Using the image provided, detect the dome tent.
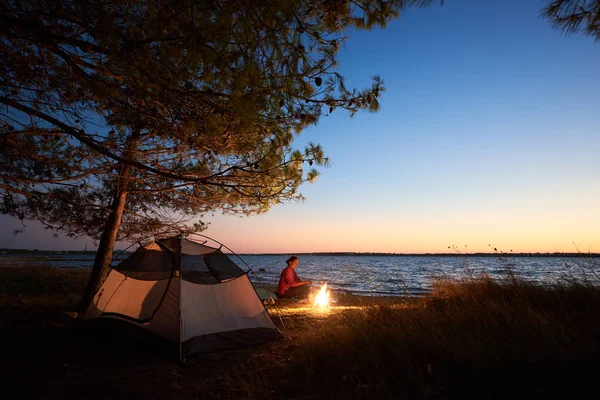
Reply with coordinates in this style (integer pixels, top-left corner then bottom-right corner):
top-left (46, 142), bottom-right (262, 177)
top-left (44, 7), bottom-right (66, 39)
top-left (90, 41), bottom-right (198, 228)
top-left (84, 235), bottom-right (280, 360)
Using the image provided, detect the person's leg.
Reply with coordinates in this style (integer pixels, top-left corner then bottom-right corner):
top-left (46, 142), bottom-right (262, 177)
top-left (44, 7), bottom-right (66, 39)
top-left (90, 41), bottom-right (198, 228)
top-left (281, 285), bottom-right (311, 299)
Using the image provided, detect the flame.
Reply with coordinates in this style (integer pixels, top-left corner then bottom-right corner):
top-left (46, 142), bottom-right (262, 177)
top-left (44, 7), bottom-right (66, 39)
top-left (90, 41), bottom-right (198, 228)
top-left (313, 282), bottom-right (330, 308)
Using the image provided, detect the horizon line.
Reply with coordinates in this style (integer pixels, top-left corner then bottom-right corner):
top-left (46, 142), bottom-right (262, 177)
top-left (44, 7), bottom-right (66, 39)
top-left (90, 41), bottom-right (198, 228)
top-left (1, 248), bottom-right (598, 257)
top-left (237, 251), bottom-right (599, 256)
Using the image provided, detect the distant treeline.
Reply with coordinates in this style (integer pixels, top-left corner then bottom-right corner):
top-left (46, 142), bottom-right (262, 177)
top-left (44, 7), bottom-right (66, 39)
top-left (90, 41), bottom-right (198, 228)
top-left (0, 249), bottom-right (127, 255)
top-left (1, 248), bottom-right (598, 258)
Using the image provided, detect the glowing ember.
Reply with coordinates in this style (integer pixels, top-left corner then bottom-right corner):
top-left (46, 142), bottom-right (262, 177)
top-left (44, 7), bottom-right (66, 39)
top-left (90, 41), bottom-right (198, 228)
top-left (313, 282), bottom-right (330, 308)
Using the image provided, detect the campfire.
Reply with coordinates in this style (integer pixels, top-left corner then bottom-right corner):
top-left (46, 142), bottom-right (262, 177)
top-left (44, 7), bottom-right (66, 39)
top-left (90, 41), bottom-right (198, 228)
top-left (313, 282), bottom-right (330, 308)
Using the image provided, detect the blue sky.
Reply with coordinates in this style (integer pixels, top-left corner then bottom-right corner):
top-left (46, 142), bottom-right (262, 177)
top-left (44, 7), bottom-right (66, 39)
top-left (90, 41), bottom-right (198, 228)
top-left (2, 0), bottom-right (599, 252)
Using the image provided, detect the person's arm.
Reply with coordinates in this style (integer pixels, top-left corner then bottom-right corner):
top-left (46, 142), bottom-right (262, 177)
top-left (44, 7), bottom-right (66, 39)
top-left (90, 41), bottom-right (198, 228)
top-left (286, 268), bottom-right (311, 287)
top-left (291, 269), bottom-right (312, 286)
top-left (291, 280), bottom-right (311, 287)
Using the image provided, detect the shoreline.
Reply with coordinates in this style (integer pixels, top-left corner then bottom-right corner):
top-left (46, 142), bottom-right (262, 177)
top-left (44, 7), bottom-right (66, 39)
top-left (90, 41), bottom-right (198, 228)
top-left (1, 263), bottom-right (597, 299)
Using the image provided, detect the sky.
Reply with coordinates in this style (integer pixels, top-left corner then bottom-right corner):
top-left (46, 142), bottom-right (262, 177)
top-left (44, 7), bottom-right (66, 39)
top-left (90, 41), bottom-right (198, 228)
top-left (1, 0), bottom-right (599, 253)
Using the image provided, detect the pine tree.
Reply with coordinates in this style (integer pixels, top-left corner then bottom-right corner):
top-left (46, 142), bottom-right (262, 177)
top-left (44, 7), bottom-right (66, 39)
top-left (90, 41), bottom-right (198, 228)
top-left (543, 0), bottom-right (600, 40)
top-left (0, 0), bottom-right (438, 312)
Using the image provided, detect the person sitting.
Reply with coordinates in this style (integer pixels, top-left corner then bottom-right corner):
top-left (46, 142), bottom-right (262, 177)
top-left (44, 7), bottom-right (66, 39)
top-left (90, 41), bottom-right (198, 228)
top-left (276, 256), bottom-right (314, 302)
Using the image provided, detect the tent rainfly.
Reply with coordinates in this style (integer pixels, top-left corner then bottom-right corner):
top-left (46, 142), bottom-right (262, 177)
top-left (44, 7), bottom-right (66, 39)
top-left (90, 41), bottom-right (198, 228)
top-left (85, 236), bottom-right (280, 359)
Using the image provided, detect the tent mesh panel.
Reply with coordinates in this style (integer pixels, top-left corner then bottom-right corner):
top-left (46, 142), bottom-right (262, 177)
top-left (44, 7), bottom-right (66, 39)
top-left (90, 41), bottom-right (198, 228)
top-left (205, 252), bottom-right (246, 282)
top-left (112, 247), bottom-right (174, 281)
top-left (180, 251), bottom-right (245, 283)
top-left (181, 255), bottom-right (219, 284)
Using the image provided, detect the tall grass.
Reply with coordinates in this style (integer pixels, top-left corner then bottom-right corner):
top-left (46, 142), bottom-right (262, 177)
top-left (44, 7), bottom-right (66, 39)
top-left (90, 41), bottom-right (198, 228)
top-left (0, 266), bottom-right (89, 325)
top-left (274, 275), bottom-right (600, 399)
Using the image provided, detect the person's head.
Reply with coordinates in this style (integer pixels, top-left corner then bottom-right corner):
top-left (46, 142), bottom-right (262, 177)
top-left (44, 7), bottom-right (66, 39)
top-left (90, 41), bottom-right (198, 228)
top-left (286, 256), bottom-right (299, 268)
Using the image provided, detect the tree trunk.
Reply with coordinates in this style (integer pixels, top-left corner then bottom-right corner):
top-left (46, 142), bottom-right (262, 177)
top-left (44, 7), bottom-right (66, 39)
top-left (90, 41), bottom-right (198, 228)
top-left (78, 132), bottom-right (140, 317)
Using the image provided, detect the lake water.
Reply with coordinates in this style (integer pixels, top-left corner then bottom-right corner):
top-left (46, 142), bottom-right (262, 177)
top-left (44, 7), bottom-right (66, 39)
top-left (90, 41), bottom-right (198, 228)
top-left (1, 253), bottom-right (598, 296)
top-left (241, 254), bottom-right (600, 295)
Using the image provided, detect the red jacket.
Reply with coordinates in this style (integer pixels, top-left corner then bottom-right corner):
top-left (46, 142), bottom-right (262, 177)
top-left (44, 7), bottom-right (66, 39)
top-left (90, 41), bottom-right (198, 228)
top-left (277, 266), bottom-right (299, 295)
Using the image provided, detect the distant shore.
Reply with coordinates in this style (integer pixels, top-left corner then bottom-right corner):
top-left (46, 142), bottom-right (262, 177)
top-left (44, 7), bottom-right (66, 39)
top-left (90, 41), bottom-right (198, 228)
top-left (243, 252), bottom-right (600, 257)
top-left (1, 248), bottom-right (598, 258)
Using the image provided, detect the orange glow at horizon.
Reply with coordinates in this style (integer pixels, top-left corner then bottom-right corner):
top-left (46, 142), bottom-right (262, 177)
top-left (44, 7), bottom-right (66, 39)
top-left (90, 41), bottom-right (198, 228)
top-left (204, 199), bottom-right (600, 254)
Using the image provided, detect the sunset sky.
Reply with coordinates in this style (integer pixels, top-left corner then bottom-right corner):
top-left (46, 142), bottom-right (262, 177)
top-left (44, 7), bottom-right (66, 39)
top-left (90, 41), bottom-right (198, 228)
top-left (1, 0), bottom-right (598, 253)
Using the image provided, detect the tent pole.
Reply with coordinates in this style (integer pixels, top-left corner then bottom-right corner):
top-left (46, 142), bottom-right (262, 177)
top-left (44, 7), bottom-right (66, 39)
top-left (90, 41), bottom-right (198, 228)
top-left (178, 234), bottom-right (183, 363)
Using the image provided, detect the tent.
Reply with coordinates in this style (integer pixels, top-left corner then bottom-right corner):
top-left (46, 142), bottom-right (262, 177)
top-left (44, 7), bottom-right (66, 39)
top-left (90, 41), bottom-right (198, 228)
top-left (84, 236), bottom-right (280, 359)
